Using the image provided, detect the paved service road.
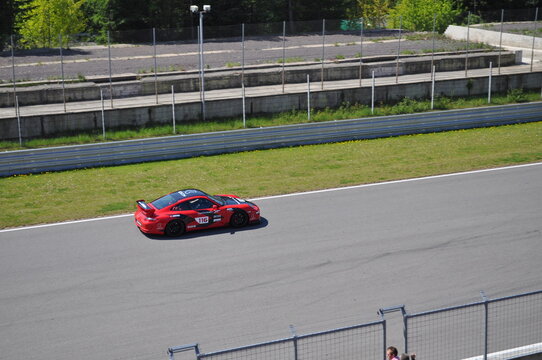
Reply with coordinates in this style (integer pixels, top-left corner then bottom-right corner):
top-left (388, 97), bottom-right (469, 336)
top-left (1, 164), bottom-right (541, 360)
top-left (1, 32), bottom-right (469, 82)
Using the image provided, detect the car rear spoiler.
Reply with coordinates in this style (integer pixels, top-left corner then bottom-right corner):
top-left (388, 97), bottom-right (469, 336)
top-left (136, 200), bottom-right (155, 216)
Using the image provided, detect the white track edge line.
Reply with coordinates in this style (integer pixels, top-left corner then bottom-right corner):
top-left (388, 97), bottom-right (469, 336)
top-left (1, 162), bottom-right (541, 234)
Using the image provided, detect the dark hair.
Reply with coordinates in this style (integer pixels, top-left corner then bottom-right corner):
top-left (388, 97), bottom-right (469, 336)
top-left (387, 347), bottom-right (398, 357)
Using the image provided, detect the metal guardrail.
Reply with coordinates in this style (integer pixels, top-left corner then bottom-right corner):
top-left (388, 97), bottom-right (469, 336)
top-left (1, 102), bottom-right (541, 177)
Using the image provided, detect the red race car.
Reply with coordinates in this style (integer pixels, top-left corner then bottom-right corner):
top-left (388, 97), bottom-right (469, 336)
top-left (135, 189), bottom-right (261, 236)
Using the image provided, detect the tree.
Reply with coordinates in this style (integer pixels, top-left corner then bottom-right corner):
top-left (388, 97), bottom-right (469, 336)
top-left (455, 0), bottom-right (540, 13)
top-left (81, 0), bottom-right (110, 35)
top-left (0, 0), bottom-right (25, 50)
top-left (15, 0), bottom-right (86, 48)
top-left (388, 0), bottom-right (461, 33)
top-left (348, 0), bottom-right (390, 28)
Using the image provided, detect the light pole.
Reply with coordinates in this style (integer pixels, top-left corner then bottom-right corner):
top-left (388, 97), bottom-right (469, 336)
top-left (190, 4), bottom-right (211, 121)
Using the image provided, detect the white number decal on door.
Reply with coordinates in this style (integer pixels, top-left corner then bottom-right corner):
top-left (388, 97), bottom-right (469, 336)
top-left (195, 216), bottom-right (209, 224)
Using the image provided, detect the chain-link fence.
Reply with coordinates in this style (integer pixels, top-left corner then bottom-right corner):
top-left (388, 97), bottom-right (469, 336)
top-left (1, 8), bottom-right (541, 143)
top-left (406, 302), bottom-right (486, 360)
top-left (405, 290), bottom-right (542, 360)
top-left (169, 290), bottom-right (542, 360)
top-left (170, 321), bottom-right (385, 360)
top-left (487, 291), bottom-right (542, 360)
top-left (1, 8), bottom-right (539, 85)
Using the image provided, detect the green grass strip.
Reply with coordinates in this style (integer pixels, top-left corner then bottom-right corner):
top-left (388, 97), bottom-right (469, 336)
top-left (1, 120), bottom-right (541, 229)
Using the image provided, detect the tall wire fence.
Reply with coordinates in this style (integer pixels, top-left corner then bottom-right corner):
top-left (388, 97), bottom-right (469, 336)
top-left (169, 290), bottom-right (542, 360)
top-left (406, 290), bottom-right (542, 360)
top-left (1, 8), bottom-right (540, 85)
top-left (0, 8), bottom-right (541, 143)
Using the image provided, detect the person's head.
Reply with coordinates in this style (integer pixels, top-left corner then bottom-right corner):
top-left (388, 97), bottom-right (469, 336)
top-left (387, 347), bottom-right (398, 360)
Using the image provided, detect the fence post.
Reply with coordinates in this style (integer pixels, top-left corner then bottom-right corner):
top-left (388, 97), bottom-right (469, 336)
top-left (431, 65), bottom-right (436, 109)
top-left (359, 18), bottom-right (364, 87)
top-left (377, 311), bottom-right (388, 360)
top-left (431, 13), bottom-right (436, 81)
top-left (242, 82), bottom-right (246, 128)
top-left (59, 34), bottom-right (66, 112)
top-left (16, 96), bottom-right (22, 146)
top-left (239, 23), bottom-right (246, 126)
top-left (108, 31), bottom-right (113, 108)
top-left (153, 28), bottom-right (158, 104)
top-left (498, 9), bottom-right (504, 75)
top-left (242, 23), bottom-right (245, 90)
top-left (11, 35), bottom-right (17, 108)
top-left (372, 71), bottom-right (375, 114)
top-left (481, 291), bottom-right (489, 360)
top-left (197, 25), bottom-right (203, 112)
top-left (100, 88), bottom-right (106, 139)
top-left (171, 85), bottom-right (176, 134)
top-left (282, 21), bottom-right (286, 93)
top-left (383, 319), bottom-right (387, 360)
top-left (199, 17), bottom-right (207, 121)
top-left (307, 74), bottom-right (311, 121)
top-left (321, 19), bottom-right (326, 90)
top-left (403, 314), bottom-right (409, 354)
top-left (396, 16), bottom-right (402, 84)
top-left (488, 62), bottom-right (492, 103)
top-left (530, 7), bottom-right (539, 72)
top-left (289, 325), bottom-right (298, 360)
top-left (465, 12), bottom-right (470, 78)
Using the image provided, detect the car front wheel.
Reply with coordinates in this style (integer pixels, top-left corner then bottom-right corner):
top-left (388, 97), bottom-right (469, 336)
top-left (165, 220), bottom-right (185, 237)
top-left (230, 210), bottom-right (249, 228)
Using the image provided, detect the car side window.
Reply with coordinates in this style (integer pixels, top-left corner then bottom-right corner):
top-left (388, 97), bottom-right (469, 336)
top-left (189, 198), bottom-right (214, 210)
top-left (171, 201), bottom-right (191, 211)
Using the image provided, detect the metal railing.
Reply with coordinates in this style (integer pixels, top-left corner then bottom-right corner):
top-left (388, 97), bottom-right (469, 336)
top-left (168, 290), bottom-right (542, 360)
top-left (170, 321), bottom-right (385, 360)
top-left (1, 101), bottom-right (541, 177)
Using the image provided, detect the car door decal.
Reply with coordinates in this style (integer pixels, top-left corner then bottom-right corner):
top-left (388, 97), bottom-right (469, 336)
top-left (193, 210), bottom-right (222, 227)
top-left (195, 216), bottom-right (209, 225)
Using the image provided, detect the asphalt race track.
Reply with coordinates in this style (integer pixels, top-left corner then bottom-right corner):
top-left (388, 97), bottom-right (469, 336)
top-left (1, 164), bottom-right (541, 360)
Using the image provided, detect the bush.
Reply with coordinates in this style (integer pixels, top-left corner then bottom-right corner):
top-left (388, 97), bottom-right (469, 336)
top-left (507, 89), bottom-right (528, 103)
top-left (388, 0), bottom-right (461, 33)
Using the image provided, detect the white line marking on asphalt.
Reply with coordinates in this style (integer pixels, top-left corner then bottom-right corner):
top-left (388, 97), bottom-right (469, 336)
top-left (250, 162), bottom-right (542, 201)
top-left (1, 162), bottom-right (540, 233)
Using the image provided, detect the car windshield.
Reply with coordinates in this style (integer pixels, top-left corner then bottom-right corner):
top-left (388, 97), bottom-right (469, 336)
top-left (150, 189), bottom-right (224, 209)
top-left (207, 194), bottom-right (225, 206)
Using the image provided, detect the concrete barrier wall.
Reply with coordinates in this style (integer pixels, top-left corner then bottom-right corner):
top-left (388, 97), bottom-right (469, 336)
top-left (445, 25), bottom-right (542, 50)
top-left (1, 70), bottom-right (541, 141)
top-left (0, 52), bottom-right (518, 107)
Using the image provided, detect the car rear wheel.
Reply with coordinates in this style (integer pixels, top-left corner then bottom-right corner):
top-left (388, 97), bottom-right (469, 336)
top-left (230, 210), bottom-right (249, 228)
top-left (165, 220), bottom-right (185, 237)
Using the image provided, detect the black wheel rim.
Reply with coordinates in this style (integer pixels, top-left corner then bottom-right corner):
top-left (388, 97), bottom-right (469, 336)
top-left (166, 220), bottom-right (184, 236)
top-left (231, 212), bottom-right (247, 227)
